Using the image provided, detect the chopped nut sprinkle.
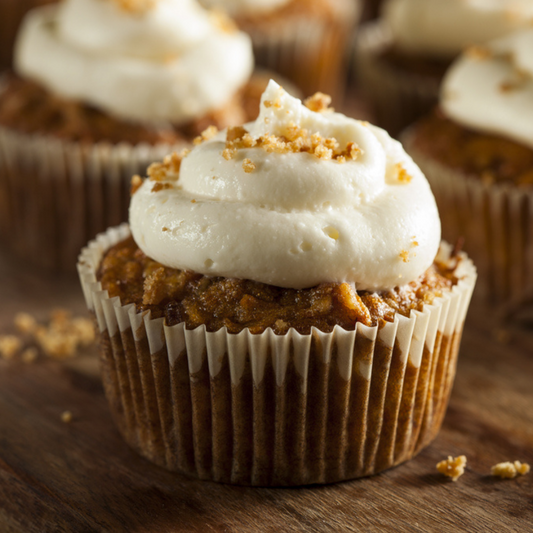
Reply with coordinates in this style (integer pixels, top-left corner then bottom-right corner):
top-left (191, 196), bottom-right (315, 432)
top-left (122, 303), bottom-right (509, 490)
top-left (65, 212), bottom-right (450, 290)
top-left (466, 45), bottom-right (492, 61)
top-left (242, 158), bottom-right (256, 173)
top-left (437, 455), bottom-right (467, 482)
top-left (491, 461), bottom-right (530, 479)
top-left (395, 163), bottom-right (412, 183)
top-left (0, 335), bottom-right (22, 360)
top-left (151, 182), bottom-right (172, 193)
top-left (193, 125), bottom-right (218, 146)
top-left (61, 411), bottom-right (73, 424)
top-left (130, 175), bottom-right (143, 195)
top-left (147, 149), bottom-right (188, 182)
top-left (221, 124), bottom-right (363, 164)
top-left (111, 0), bottom-right (156, 14)
top-left (399, 250), bottom-right (409, 263)
top-left (304, 92), bottom-right (333, 113)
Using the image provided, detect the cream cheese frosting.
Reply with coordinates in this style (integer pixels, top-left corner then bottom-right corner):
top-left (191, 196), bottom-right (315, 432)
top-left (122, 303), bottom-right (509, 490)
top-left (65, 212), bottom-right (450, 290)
top-left (14, 0), bottom-right (254, 124)
top-left (198, 0), bottom-right (291, 17)
top-left (130, 81), bottom-right (441, 290)
top-left (441, 31), bottom-right (533, 149)
top-left (382, 0), bottom-right (533, 59)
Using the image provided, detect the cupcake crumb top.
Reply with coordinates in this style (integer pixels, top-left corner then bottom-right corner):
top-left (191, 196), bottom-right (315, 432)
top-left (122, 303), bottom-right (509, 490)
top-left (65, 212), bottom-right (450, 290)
top-left (491, 461), bottom-right (530, 479)
top-left (436, 455), bottom-right (467, 482)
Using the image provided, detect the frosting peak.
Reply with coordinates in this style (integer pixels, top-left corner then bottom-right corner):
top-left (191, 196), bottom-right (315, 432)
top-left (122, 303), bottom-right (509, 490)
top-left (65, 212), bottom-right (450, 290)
top-left (15, 0), bottom-right (253, 124)
top-left (130, 81), bottom-right (441, 290)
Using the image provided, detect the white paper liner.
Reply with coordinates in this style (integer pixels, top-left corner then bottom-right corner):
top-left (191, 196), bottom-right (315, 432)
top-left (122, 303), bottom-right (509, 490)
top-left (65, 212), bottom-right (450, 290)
top-left (78, 224), bottom-right (477, 486)
top-left (403, 129), bottom-right (533, 306)
top-left (248, 0), bottom-right (361, 101)
top-left (354, 21), bottom-right (442, 137)
top-left (0, 124), bottom-right (186, 271)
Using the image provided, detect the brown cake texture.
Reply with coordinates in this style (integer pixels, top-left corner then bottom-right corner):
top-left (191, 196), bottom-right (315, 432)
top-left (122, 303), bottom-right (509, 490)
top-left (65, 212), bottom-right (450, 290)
top-left (97, 236), bottom-right (458, 334)
top-left (406, 110), bottom-right (533, 187)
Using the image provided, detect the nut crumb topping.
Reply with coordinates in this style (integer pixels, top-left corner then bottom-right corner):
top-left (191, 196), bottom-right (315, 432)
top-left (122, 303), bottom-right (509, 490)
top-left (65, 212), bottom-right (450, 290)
top-left (399, 250), bottom-right (409, 263)
top-left (151, 182), bottom-right (172, 193)
top-left (194, 125), bottom-right (219, 146)
top-left (491, 461), bottom-right (530, 479)
top-left (222, 124), bottom-right (363, 163)
top-left (395, 163), bottom-right (412, 183)
top-left (437, 455), bottom-right (467, 482)
top-left (304, 92), bottom-right (333, 113)
top-left (148, 149), bottom-right (189, 182)
top-left (466, 45), bottom-right (492, 61)
top-left (61, 411), bottom-right (73, 423)
top-left (242, 158), bottom-right (256, 173)
top-left (131, 175), bottom-right (143, 196)
top-left (111, 0), bottom-right (156, 14)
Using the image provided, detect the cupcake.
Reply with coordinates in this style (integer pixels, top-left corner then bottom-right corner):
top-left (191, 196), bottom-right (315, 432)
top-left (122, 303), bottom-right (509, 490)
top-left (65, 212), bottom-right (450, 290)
top-left (403, 31), bottom-right (533, 305)
top-left (355, 0), bottom-right (533, 136)
top-left (0, 0), bottom-right (254, 270)
top-left (197, 0), bottom-right (361, 100)
top-left (78, 81), bottom-right (476, 486)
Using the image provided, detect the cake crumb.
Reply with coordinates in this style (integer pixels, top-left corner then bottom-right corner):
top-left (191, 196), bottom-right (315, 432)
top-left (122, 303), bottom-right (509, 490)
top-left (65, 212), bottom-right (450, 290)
top-left (130, 175), bottom-right (143, 195)
top-left (304, 92), bottom-right (332, 113)
top-left (193, 125), bottom-right (218, 146)
top-left (0, 335), bottom-right (22, 360)
top-left (14, 312), bottom-right (37, 334)
top-left (242, 159), bottom-right (256, 173)
top-left (491, 461), bottom-right (530, 479)
top-left (399, 250), bottom-right (409, 263)
top-left (148, 149), bottom-right (187, 182)
top-left (395, 163), bottom-right (412, 183)
top-left (437, 455), bottom-right (467, 481)
top-left (151, 182), bottom-right (172, 193)
top-left (61, 411), bottom-right (73, 424)
top-left (222, 147), bottom-right (237, 160)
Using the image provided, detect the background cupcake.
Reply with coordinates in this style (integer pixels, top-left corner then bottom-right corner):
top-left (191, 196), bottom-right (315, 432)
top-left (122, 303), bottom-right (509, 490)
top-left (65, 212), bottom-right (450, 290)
top-left (78, 82), bottom-right (476, 486)
top-left (0, 0), bottom-right (255, 271)
top-left (197, 0), bottom-right (361, 100)
top-left (355, 0), bottom-right (533, 136)
top-left (403, 30), bottom-right (533, 305)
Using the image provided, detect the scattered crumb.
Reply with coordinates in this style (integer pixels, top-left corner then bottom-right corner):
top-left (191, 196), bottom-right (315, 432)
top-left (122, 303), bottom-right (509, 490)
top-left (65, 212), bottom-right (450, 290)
top-left (491, 461), bottom-right (530, 479)
top-left (304, 92), bottom-right (333, 113)
top-left (0, 335), bottom-right (22, 360)
top-left (465, 45), bottom-right (492, 61)
top-left (437, 455), bottom-right (467, 482)
top-left (222, 147), bottom-right (237, 160)
top-left (147, 149), bottom-right (188, 182)
top-left (399, 250), bottom-right (409, 263)
top-left (130, 174), bottom-right (143, 195)
top-left (61, 411), bottom-right (73, 424)
top-left (242, 158), bottom-right (256, 173)
top-left (193, 125), bottom-right (218, 146)
top-left (395, 163), bottom-right (412, 183)
top-left (151, 182), bottom-right (172, 193)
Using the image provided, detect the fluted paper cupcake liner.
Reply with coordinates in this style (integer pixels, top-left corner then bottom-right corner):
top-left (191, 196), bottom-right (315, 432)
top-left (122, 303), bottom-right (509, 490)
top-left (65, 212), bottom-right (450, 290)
top-left (0, 124), bottom-right (184, 271)
top-left (403, 130), bottom-right (533, 306)
top-left (355, 21), bottom-right (441, 137)
top-left (249, 0), bottom-right (361, 101)
top-left (78, 224), bottom-right (476, 486)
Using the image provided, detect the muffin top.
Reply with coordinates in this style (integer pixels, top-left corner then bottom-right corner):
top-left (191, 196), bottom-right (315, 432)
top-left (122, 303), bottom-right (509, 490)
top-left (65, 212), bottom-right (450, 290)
top-left (382, 0), bottom-right (533, 59)
top-left (130, 81), bottom-right (441, 291)
top-left (14, 0), bottom-right (254, 124)
top-left (441, 29), bottom-right (533, 149)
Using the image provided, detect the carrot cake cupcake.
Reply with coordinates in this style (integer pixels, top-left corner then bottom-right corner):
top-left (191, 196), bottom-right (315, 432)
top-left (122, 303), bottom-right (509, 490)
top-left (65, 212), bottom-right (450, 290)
top-left (0, 0), bottom-right (254, 270)
top-left (404, 29), bottom-right (533, 304)
top-left (78, 81), bottom-right (476, 486)
top-left (197, 0), bottom-right (360, 99)
top-left (356, 0), bottom-right (533, 135)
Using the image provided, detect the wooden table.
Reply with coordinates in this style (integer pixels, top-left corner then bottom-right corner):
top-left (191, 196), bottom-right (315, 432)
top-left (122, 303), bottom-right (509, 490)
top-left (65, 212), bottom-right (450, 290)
top-left (0, 247), bottom-right (532, 533)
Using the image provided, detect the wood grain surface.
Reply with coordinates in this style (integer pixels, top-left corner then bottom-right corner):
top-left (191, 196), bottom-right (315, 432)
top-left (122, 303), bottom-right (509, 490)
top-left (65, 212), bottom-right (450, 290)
top-left (0, 247), bottom-right (532, 533)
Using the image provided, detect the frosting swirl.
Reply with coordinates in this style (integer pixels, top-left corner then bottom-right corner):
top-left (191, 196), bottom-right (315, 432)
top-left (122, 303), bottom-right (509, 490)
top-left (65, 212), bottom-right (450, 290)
top-left (14, 0), bottom-right (253, 124)
top-left (382, 0), bottom-right (533, 59)
top-left (441, 30), bottom-right (533, 149)
top-left (130, 81), bottom-right (441, 290)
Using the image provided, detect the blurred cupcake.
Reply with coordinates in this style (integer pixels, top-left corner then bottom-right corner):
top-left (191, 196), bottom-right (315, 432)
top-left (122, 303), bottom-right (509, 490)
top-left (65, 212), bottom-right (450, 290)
top-left (356, 0), bottom-right (533, 136)
top-left (198, 0), bottom-right (361, 100)
top-left (0, 0), bottom-right (254, 270)
top-left (0, 0), bottom-right (56, 70)
top-left (403, 31), bottom-right (533, 305)
top-left (78, 81), bottom-right (476, 486)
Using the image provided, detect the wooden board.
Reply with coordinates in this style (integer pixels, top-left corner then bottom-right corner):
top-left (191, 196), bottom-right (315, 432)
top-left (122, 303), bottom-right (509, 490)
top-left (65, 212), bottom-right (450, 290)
top-left (1, 250), bottom-right (532, 533)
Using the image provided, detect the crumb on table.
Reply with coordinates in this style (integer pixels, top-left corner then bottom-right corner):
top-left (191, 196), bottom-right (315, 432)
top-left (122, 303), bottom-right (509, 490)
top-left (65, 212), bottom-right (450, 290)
top-left (491, 461), bottom-right (530, 479)
top-left (436, 455), bottom-right (467, 482)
